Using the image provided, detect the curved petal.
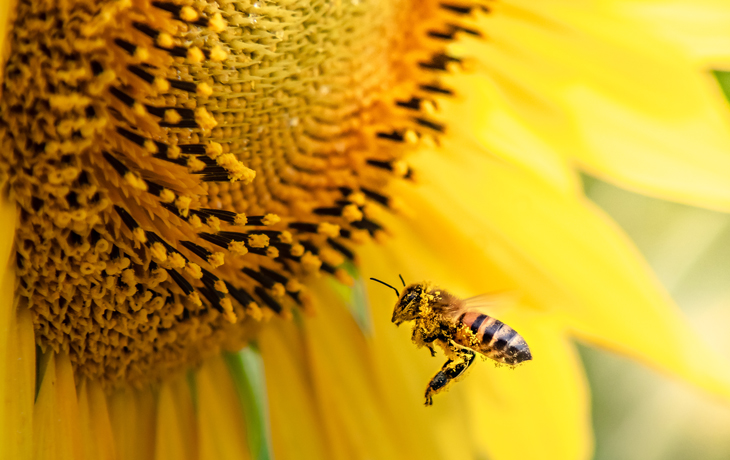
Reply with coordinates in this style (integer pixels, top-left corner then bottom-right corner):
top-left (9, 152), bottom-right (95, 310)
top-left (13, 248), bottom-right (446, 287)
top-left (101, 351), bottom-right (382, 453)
top-left (0, 194), bottom-right (33, 460)
top-left (455, 1), bottom-right (730, 210)
top-left (78, 380), bottom-right (116, 460)
top-left (195, 356), bottom-right (252, 460)
top-left (33, 352), bottom-right (84, 460)
top-left (257, 320), bottom-right (331, 460)
top-left (600, 0), bottom-right (730, 64)
top-left (389, 141), bottom-right (730, 400)
top-left (108, 386), bottom-right (156, 460)
top-left (154, 382), bottom-right (193, 460)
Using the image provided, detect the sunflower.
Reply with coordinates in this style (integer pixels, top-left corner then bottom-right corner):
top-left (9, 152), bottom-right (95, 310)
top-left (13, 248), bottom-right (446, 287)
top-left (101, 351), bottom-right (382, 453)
top-left (2, 1), bottom-right (730, 460)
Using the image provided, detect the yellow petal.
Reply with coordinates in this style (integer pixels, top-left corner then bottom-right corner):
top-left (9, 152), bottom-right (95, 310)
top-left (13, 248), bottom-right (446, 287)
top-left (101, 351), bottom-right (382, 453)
top-left (390, 142), bottom-right (730, 399)
top-left (33, 352), bottom-right (85, 460)
top-left (459, 2), bottom-right (730, 210)
top-left (109, 386), bottom-right (156, 460)
top-left (196, 356), bottom-right (251, 460)
top-left (169, 376), bottom-right (199, 460)
top-left (258, 320), bottom-right (331, 460)
top-left (0, 193), bottom-right (33, 459)
top-left (0, 306), bottom-right (34, 460)
top-left (155, 381), bottom-right (192, 460)
top-left (78, 380), bottom-right (116, 460)
top-left (599, 0), bottom-right (730, 64)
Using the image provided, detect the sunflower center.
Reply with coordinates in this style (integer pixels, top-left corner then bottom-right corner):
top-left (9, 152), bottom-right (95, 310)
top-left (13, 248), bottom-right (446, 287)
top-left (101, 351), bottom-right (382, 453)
top-left (0, 0), bottom-right (478, 385)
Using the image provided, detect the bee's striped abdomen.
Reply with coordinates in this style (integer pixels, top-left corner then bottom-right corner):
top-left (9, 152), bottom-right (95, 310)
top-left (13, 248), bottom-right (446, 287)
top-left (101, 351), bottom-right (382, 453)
top-left (456, 312), bottom-right (532, 365)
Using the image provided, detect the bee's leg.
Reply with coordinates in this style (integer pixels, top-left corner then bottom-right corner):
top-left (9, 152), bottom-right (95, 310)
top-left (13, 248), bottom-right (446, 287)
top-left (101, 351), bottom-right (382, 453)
top-left (424, 349), bottom-right (476, 406)
top-left (414, 329), bottom-right (442, 357)
top-left (422, 335), bottom-right (438, 357)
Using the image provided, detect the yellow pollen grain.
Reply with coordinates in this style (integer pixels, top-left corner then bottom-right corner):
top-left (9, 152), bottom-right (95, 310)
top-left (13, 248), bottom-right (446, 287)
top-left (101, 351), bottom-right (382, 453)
top-left (175, 196), bottom-right (192, 217)
top-left (348, 192), bottom-right (366, 205)
top-left (164, 109), bottom-right (182, 124)
top-left (317, 222), bottom-right (340, 238)
top-left (262, 213), bottom-right (280, 225)
top-left (421, 100), bottom-right (436, 115)
top-left (206, 141), bottom-right (223, 159)
top-left (210, 46), bottom-right (228, 62)
top-left (392, 160), bottom-right (409, 177)
top-left (133, 227), bottom-right (147, 243)
top-left (132, 102), bottom-right (147, 117)
top-left (187, 47), bottom-right (204, 64)
top-left (144, 139), bottom-right (158, 154)
top-left (290, 244), bottom-right (304, 257)
top-left (194, 107), bottom-right (217, 130)
top-left (286, 279), bottom-right (302, 292)
top-left (301, 252), bottom-right (322, 272)
top-left (153, 77), bottom-right (170, 92)
top-left (187, 156), bottom-right (205, 172)
top-left (167, 145), bottom-right (181, 159)
top-left (214, 279), bottom-right (228, 293)
top-left (234, 213), bottom-right (248, 226)
top-left (208, 252), bottom-right (225, 268)
top-left (180, 6), bottom-right (199, 22)
top-left (272, 283), bottom-right (286, 298)
top-left (189, 214), bottom-right (203, 228)
top-left (169, 253), bottom-right (186, 269)
top-left (248, 234), bottom-right (269, 248)
top-left (209, 13), bottom-right (226, 33)
top-left (342, 204), bottom-right (363, 222)
top-left (150, 242), bottom-right (167, 262)
top-left (134, 46), bottom-right (149, 61)
top-left (228, 240), bottom-right (248, 256)
top-left (279, 231), bottom-right (292, 244)
top-left (247, 303), bottom-right (263, 321)
top-left (188, 292), bottom-right (202, 307)
top-left (185, 262), bottom-right (203, 279)
top-left (319, 248), bottom-right (344, 266)
top-left (134, 104), bottom-right (147, 118)
top-left (207, 216), bottom-right (222, 232)
top-left (405, 130), bottom-right (419, 144)
top-left (220, 298), bottom-right (237, 323)
top-left (124, 172), bottom-right (148, 191)
top-left (266, 246), bottom-right (279, 258)
top-left (196, 82), bottom-right (213, 97)
top-left (216, 154), bottom-right (255, 183)
top-left (157, 32), bottom-right (174, 49)
top-left (159, 189), bottom-right (176, 203)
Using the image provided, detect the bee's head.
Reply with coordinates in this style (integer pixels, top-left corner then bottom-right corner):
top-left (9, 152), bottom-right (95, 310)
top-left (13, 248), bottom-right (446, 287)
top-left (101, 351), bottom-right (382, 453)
top-left (391, 284), bottom-right (425, 325)
top-left (370, 276), bottom-right (424, 326)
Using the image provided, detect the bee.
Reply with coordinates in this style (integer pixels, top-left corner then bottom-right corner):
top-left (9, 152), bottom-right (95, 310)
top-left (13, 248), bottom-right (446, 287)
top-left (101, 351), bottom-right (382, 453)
top-left (371, 276), bottom-right (532, 406)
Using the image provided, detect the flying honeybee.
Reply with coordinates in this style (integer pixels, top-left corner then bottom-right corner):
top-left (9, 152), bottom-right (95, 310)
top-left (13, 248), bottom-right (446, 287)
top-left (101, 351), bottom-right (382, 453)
top-left (371, 276), bottom-right (532, 406)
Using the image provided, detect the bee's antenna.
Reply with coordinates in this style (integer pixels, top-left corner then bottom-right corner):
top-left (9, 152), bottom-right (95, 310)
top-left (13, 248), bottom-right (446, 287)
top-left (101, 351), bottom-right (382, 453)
top-left (370, 278), bottom-right (400, 297)
top-left (399, 274), bottom-right (406, 287)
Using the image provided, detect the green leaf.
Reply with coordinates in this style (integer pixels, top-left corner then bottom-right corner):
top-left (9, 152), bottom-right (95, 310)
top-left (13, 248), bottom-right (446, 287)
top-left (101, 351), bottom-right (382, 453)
top-left (712, 70), bottom-right (730, 104)
top-left (224, 346), bottom-right (274, 460)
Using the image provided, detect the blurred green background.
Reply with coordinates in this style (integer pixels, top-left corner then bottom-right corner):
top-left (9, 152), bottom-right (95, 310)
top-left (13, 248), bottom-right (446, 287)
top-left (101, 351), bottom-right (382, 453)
top-left (582, 175), bottom-right (730, 460)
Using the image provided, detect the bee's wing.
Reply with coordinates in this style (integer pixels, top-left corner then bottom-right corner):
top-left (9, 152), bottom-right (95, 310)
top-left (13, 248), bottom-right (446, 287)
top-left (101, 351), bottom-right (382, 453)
top-left (444, 291), bottom-right (519, 320)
